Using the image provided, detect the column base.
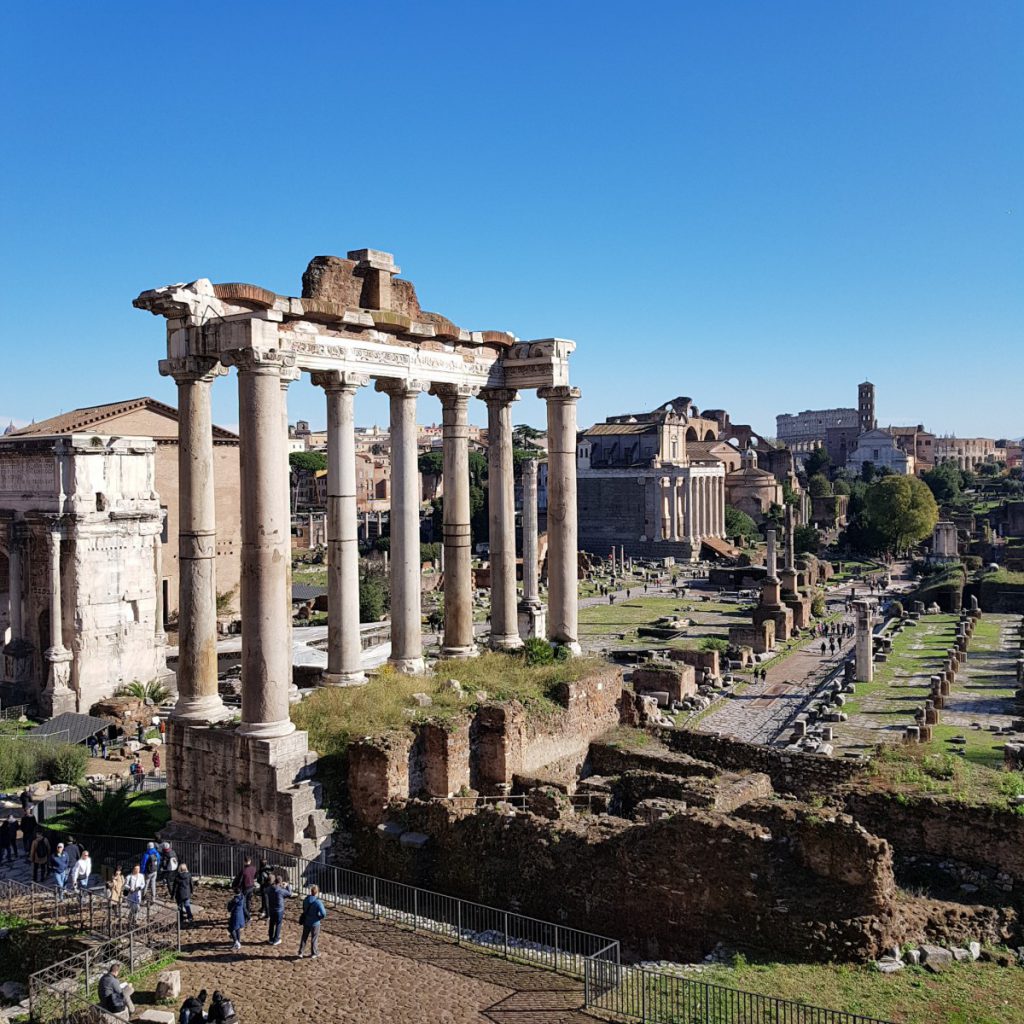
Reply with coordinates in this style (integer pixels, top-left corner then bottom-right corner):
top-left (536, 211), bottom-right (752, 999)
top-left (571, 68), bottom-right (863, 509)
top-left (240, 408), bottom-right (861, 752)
top-left (440, 644), bottom-right (479, 660)
top-left (321, 670), bottom-right (368, 687)
top-left (171, 694), bottom-right (232, 724)
top-left (489, 633), bottom-right (524, 652)
top-left (518, 603), bottom-right (547, 641)
top-left (389, 656), bottom-right (426, 675)
top-left (236, 718), bottom-right (296, 739)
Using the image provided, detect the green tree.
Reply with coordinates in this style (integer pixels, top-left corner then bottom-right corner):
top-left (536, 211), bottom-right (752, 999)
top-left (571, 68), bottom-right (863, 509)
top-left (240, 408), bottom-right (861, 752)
top-left (832, 479), bottom-right (851, 496)
top-left (359, 571), bottom-right (389, 622)
top-left (289, 451), bottom-right (327, 473)
top-left (724, 505), bottom-right (758, 541)
top-left (468, 450), bottom-right (488, 487)
top-left (861, 461), bottom-right (876, 483)
top-left (794, 524), bottom-right (821, 554)
top-left (864, 475), bottom-right (939, 555)
top-left (803, 447), bottom-right (831, 479)
top-left (417, 451), bottom-right (444, 477)
top-left (808, 474), bottom-right (832, 498)
top-left (921, 461), bottom-right (962, 503)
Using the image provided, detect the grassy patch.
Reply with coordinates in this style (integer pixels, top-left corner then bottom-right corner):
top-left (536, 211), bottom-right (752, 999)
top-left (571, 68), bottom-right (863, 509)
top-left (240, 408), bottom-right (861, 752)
top-left (43, 788), bottom-right (170, 834)
top-left (663, 954), bottom-right (1024, 1024)
top-left (292, 652), bottom-right (603, 757)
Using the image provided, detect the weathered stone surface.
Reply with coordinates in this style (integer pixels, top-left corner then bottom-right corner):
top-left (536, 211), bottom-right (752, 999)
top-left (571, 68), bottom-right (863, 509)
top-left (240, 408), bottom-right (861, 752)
top-left (153, 969), bottom-right (181, 1001)
top-left (920, 944), bottom-right (953, 971)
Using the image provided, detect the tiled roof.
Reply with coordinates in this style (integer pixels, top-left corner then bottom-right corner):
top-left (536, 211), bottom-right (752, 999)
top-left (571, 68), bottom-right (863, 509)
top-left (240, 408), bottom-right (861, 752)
top-left (9, 398), bottom-right (238, 440)
top-left (583, 422), bottom-right (652, 436)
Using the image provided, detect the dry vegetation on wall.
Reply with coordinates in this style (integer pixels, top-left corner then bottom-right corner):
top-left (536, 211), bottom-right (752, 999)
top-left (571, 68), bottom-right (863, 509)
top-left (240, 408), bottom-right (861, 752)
top-left (291, 652), bottom-right (604, 757)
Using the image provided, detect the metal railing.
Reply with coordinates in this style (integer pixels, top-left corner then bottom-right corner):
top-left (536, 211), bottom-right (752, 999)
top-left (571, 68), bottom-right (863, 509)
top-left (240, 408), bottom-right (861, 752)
top-left (0, 702), bottom-right (31, 721)
top-left (584, 962), bottom-right (895, 1024)
top-left (28, 832), bottom-right (896, 1024)
top-left (29, 915), bottom-right (181, 1024)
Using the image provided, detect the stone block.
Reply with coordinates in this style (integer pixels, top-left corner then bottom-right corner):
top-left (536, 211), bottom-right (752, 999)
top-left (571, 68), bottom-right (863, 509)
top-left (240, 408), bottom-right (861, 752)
top-left (136, 1011), bottom-right (176, 1023)
top-left (153, 969), bottom-right (180, 1000)
top-left (920, 944), bottom-right (952, 972)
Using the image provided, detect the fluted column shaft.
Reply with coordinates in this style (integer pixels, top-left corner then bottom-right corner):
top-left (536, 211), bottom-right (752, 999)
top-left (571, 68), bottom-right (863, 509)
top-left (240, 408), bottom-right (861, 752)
top-left (315, 372), bottom-right (369, 684)
top-left (434, 384), bottom-right (477, 657)
top-left (235, 353), bottom-right (295, 738)
top-left (683, 476), bottom-right (694, 543)
top-left (660, 476), bottom-right (672, 540)
top-left (378, 379), bottom-right (425, 673)
top-left (540, 386), bottom-right (580, 653)
top-left (7, 525), bottom-right (22, 641)
top-left (483, 388), bottom-right (522, 650)
top-left (521, 460), bottom-right (540, 606)
top-left (160, 358), bottom-right (227, 723)
top-left (46, 530), bottom-right (64, 652)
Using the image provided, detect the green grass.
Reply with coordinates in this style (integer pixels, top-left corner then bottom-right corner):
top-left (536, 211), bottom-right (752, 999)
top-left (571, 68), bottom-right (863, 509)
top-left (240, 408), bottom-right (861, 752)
top-left (658, 954), bottom-right (1024, 1024)
top-left (292, 564), bottom-right (328, 587)
top-left (43, 788), bottom-right (170, 834)
top-left (292, 652), bottom-right (603, 757)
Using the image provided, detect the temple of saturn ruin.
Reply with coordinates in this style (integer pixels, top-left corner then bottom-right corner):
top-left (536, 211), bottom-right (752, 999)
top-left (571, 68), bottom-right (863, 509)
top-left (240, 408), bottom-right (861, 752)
top-left (134, 249), bottom-right (580, 854)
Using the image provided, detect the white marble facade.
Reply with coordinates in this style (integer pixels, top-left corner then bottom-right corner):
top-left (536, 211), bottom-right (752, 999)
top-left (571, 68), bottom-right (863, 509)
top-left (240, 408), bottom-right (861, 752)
top-left (0, 434), bottom-right (167, 715)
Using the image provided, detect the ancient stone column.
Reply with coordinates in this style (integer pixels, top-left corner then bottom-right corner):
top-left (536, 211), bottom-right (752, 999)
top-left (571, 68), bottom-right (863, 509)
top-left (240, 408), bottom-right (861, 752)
top-left (43, 527), bottom-right (74, 707)
top-left (159, 356), bottom-right (227, 723)
top-left (482, 388), bottom-right (522, 651)
top-left (377, 379), bottom-right (426, 673)
top-left (433, 383), bottom-right (478, 659)
top-left (675, 482), bottom-right (686, 544)
top-left (660, 476), bottom-right (672, 541)
top-left (314, 371), bottom-right (369, 685)
top-left (539, 386), bottom-right (581, 654)
top-left (717, 476), bottom-right (726, 537)
top-left (233, 351), bottom-right (295, 738)
top-left (854, 599), bottom-right (875, 683)
top-left (784, 504), bottom-right (796, 571)
top-left (281, 367), bottom-right (301, 702)
top-left (683, 475), bottom-right (695, 545)
top-left (6, 522), bottom-right (22, 642)
top-left (519, 459), bottom-right (545, 640)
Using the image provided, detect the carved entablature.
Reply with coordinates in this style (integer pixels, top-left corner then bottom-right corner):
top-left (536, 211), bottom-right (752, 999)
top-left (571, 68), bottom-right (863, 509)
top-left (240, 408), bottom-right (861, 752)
top-left (134, 251), bottom-right (575, 393)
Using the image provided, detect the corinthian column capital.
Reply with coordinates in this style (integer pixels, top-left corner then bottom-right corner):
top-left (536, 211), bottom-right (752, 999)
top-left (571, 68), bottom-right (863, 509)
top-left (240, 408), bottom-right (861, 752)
top-left (375, 377), bottom-right (427, 399)
top-left (479, 387), bottom-right (519, 408)
top-left (158, 355), bottom-right (227, 384)
top-left (310, 370), bottom-right (370, 393)
top-left (221, 348), bottom-right (296, 375)
top-left (430, 382), bottom-right (480, 407)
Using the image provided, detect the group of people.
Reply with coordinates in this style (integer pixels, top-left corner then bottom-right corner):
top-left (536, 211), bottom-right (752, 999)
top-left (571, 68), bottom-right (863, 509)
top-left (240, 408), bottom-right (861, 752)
top-left (225, 855), bottom-right (327, 956)
top-left (17, 829), bottom-right (93, 896)
top-left (103, 840), bottom-right (193, 926)
top-left (98, 965), bottom-right (237, 1023)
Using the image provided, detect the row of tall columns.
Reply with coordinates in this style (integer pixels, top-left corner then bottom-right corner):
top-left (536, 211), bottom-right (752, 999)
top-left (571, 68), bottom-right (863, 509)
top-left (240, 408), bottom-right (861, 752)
top-left (5, 523), bottom-right (23, 644)
top-left (658, 473), bottom-right (725, 543)
top-left (163, 357), bottom-right (581, 736)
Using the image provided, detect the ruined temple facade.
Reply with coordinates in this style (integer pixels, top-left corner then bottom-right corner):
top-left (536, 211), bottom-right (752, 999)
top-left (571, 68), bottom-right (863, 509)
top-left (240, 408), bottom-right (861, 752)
top-left (135, 248), bottom-right (580, 855)
top-left (576, 397), bottom-right (727, 561)
top-left (0, 434), bottom-right (167, 714)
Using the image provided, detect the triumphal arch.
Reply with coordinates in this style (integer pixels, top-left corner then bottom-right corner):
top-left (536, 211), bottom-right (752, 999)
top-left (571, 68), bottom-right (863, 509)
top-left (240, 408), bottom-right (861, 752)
top-left (135, 249), bottom-right (580, 854)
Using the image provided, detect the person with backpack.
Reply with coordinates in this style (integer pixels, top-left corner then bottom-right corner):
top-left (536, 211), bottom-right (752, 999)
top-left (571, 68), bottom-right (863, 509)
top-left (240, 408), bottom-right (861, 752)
top-left (207, 990), bottom-right (237, 1023)
top-left (159, 841), bottom-right (178, 897)
top-left (227, 889), bottom-right (249, 951)
top-left (29, 831), bottom-right (50, 883)
top-left (256, 859), bottom-right (273, 919)
top-left (296, 883), bottom-right (326, 958)
top-left (124, 863), bottom-right (145, 928)
top-left (178, 989), bottom-right (207, 1024)
top-left (140, 842), bottom-right (160, 903)
top-left (170, 862), bottom-right (195, 926)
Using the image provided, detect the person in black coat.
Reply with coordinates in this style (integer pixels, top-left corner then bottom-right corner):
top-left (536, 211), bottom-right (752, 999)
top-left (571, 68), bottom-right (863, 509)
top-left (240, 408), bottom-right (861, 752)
top-left (207, 990), bottom-right (237, 1022)
top-left (179, 989), bottom-right (207, 1024)
top-left (170, 863), bottom-right (195, 925)
top-left (19, 810), bottom-right (36, 858)
top-left (0, 815), bottom-right (15, 864)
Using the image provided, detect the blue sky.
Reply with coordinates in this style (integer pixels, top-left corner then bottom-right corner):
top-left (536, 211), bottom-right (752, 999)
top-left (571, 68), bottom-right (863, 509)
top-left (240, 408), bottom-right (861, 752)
top-left (1, 1), bottom-right (1021, 439)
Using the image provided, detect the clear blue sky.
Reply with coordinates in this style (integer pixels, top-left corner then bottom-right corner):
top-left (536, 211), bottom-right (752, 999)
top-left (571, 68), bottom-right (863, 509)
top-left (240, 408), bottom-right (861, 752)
top-left (1, 2), bottom-right (1021, 439)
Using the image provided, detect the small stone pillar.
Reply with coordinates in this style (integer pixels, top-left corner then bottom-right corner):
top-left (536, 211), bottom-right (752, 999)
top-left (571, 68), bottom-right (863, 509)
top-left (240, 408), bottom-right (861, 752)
top-left (854, 600), bottom-right (874, 684)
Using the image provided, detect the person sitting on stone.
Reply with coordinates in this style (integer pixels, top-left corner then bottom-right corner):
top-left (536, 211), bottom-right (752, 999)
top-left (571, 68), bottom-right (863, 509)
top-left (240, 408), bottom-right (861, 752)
top-left (179, 988), bottom-right (208, 1024)
top-left (207, 990), bottom-right (238, 1023)
top-left (97, 962), bottom-right (135, 1020)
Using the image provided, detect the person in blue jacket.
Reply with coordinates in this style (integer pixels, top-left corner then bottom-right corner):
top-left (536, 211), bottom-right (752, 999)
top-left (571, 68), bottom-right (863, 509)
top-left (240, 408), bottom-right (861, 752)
top-left (296, 883), bottom-right (327, 958)
top-left (227, 889), bottom-right (249, 951)
top-left (51, 841), bottom-right (70, 899)
top-left (265, 874), bottom-right (292, 946)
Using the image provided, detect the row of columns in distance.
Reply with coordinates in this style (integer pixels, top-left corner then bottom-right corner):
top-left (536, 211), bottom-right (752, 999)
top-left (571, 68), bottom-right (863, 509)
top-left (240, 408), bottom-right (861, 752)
top-left (659, 472), bottom-right (725, 543)
top-left (164, 351), bottom-right (580, 741)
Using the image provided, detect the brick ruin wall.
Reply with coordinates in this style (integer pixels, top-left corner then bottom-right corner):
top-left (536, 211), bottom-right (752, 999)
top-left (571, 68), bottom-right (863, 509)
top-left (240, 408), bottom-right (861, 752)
top-left (363, 798), bottom-right (906, 962)
top-left (345, 666), bottom-right (622, 825)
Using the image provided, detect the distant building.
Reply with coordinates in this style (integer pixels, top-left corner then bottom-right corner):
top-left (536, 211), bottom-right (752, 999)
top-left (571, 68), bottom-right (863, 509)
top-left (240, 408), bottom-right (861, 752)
top-left (724, 448), bottom-right (784, 524)
top-left (577, 397), bottom-right (727, 561)
top-left (845, 428), bottom-right (915, 476)
top-left (778, 381), bottom-right (875, 458)
top-left (934, 436), bottom-right (998, 471)
top-left (996, 439), bottom-right (1022, 469)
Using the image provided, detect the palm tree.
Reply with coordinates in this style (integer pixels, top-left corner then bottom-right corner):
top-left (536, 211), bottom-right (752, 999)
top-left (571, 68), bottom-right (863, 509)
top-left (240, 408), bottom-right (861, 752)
top-left (116, 680), bottom-right (171, 705)
top-left (63, 785), bottom-right (155, 837)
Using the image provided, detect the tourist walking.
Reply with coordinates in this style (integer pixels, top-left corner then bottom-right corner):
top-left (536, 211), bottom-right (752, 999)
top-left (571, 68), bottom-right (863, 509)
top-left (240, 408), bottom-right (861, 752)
top-left (207, 990), bottom-right (238, 1023)
top-left (125, 864), bottom-right (145, 927)
top-left (87, 735), bottom-right (98, 758)
top-left (64, 836), bottom-right (81, 879)
top-left (266, 874), bottom-right (292, 945)
top-left (19, 787), bottom-right (32, 813)
top-left (98, 962), bottom-right (136, 1021)
top-left (0, 814), bottom-right (16, 865)
top-left (51, 842), bottom-right (70, 898)
top-left (256, 859), bottom-right (273, 919)
top-left (227, 889), bottom-right (248, 950)
top-left (179, 989), bottom-right (208, 1024)
top-left (140, 842), bottom-right (160, 903)
top-left (152, 748), bottom-right (161, 773)
top-left (296, 883), bottom-right (326, 958)
top-left (232, 855), bottom-right (258, 916)
top-left (29, 831), bottom-right (50, 882)
top-left (71, 848), bottom-right (92, 893)
top-left (19, 808), bottom-right (36, 858)
top-left (171, 862), bottom-right (195, 926)
top-left (159, 841), bottom-right (178, 897)
top-left (108, 864), bottom-right (125, 907)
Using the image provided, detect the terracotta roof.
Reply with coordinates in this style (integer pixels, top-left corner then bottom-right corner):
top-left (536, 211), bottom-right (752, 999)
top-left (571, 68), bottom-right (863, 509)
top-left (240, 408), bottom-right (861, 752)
top-left (687, 441), bottom-right (731, 456)
top-left (583, 422), bottom-right (652, 437)
top-left (8, 398), bottom-right (238, 441)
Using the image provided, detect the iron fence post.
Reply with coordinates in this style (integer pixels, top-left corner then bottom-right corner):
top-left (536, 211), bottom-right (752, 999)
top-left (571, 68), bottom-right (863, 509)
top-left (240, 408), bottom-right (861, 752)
top-left (129, 931), bottom-right (135, 972)
top-left (372, 877), bottom-right (378, 920)
top-left (84, 949), bottom-right (91, 999)
top-left (456, 900), bottom-right (462, 944)
top-left (554, 925), bottom-right (560, 973)
top-left (63, 989), bottom-right (68, 1024)
top-left (176, 910), bottom-right (181, 952)
top-left (413, 888), bottom-right (418, 932)
top-left (503, 911), bottom-right (509, 959)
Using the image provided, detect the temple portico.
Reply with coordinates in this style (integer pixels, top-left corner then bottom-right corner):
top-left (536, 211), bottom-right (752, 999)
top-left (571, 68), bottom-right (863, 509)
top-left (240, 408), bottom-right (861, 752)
top-left (135, 249), bottom-right (581, 855)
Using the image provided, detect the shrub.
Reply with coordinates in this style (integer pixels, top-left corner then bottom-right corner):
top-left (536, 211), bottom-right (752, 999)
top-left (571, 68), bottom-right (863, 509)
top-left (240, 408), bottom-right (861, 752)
top-left (522, 637), bottom-right (554, 666)
top-left (699, 637), bottom-right (730, 653)
top-left (887, 600), bottom-right (904, 620)
top-left (811, 592), bottom-right (826, 617)
top-left (0, 739), bottom-right (86, 789)
top-left (963, 555), bottom-right (982, 571)
top-left (45, 744), bottom-right (88, 785)
top-left (359, 572), bottom-right (389, 622)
